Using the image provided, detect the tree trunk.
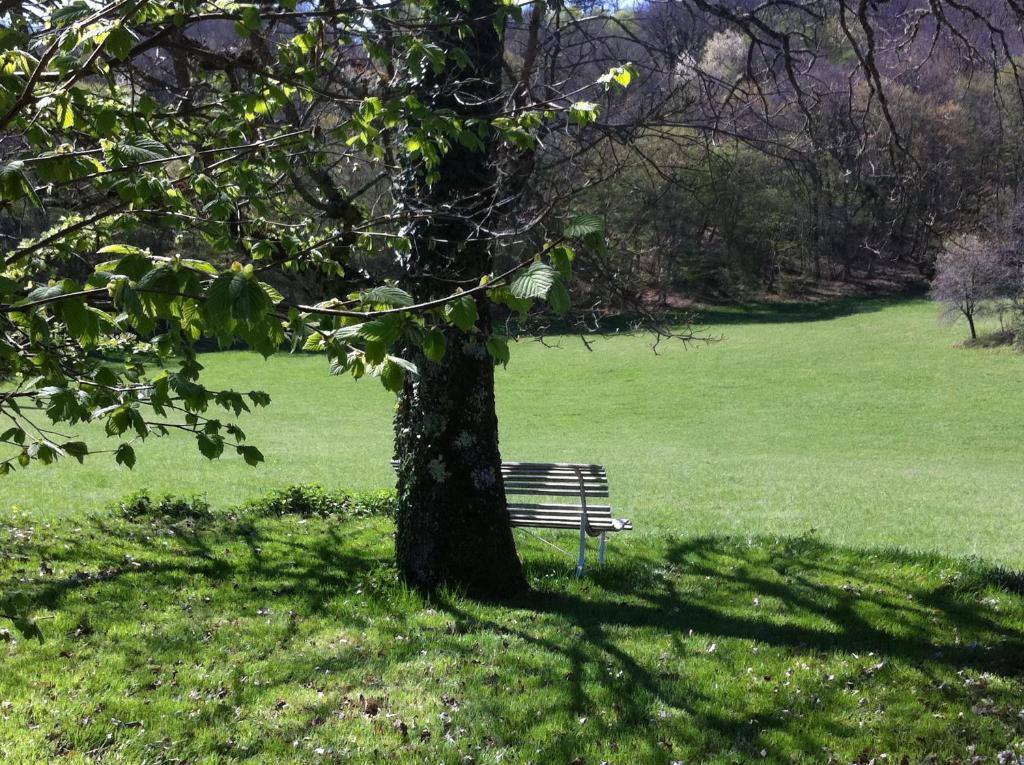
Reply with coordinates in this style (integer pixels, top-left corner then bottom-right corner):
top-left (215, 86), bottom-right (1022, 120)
top-left (391, 0), bottom-right (527, 597)
top-left (394, 308), bottom-right (525, 597)
top-left (966, 311), bottom-right (978, 340)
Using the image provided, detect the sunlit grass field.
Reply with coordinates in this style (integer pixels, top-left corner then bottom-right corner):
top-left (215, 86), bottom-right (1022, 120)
top-left (6, 296), bottom-right (1024, 565)
top-left (3, 504), bottom-right (1024, 764)
top-left (4, 296), bottom-right (1024, 764)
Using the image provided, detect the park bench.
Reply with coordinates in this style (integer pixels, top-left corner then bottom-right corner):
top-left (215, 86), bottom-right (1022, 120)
top-left (392, 460), bottom-right (633, 575)
top-left (503, 462), bottom-right (632, 575)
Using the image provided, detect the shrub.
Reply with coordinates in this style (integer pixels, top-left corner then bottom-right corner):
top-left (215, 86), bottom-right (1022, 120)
top-left (110, 491), bottom-right (212, 523)
top-left (962, 329), bottom-right (1016, 348)
top-left (108, 485), bottom-right (397, 524)
top-left (243, 485), bottom-right (396, 519)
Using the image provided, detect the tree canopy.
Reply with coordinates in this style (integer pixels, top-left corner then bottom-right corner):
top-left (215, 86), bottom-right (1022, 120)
top-left (0, 0), bottom-right (621, 476)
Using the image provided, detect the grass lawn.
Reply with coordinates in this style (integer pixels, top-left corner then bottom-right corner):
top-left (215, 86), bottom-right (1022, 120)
top-left (3, 296), bottom-right (1024, 763)
top-left (1, 500), bottom-right (1023, 763)
top-left (4, 296), bottom-right (1024, 565)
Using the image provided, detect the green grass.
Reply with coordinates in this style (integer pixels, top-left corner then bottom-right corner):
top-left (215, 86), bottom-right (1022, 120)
top-left (4, 297), bottom-right (1024, 763)
top-left (5, 296), bottom-right (1024, 565)
top-left (2, 504), bottom-right (1023, 763)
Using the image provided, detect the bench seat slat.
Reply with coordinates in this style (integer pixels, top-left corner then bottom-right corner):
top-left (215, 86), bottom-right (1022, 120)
top-left (503, 465), bottom-right (605, 472)
top-left (503, 473), bottom-right (607, 481)
top-left (504, 474), bottom-right (606, 483)
top-left (392, 459), bottom-right (605, 477)
top-left (504, 481), bottom-right (608, 492)
top-left (505, 487), bottom-right (610, 498)
top-left (511, 519), bottom-right (616, 530)
top-left (510, 516), bottom-right (633, 531)
top-left (503, 469), bottom-right (606, 475)
top-left (509, 513), bottom-right (627, 526)
top-left (508, 503), bottom-right (612, 512)
top-left (502, 462), bottom-right (604, 470)
top-left (509, 510), bottom-right (614, 520)
top-left (507, 502), bottom-right (612, 513)
top-left (505, 474), bottom-right (607, 480)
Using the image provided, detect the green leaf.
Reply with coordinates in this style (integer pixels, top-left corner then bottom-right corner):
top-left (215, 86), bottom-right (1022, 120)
top-left (363, 339), bottom-right (386, 366)
top-left (237, 444), bottom-right (264, 466)
top-left (547, 278), bottom-right (571, 315)
top-left (197, 433), bottom-right (224, 460)
top-left (238, 5), bottom-right (261, 35)
top-left (510, 261), bottom-right (556, 300)
top-left (387, 355), bottom-right (418, 377)
top-left (598, 64), bottom-right (635, 90)
top-left (568, 101), bottom-right (600, 126)
top-left (94, 108), bottom-right (117, 136)
top-left (488, 286), bottom-right (533, 317)
top-left (104, 24), bottom-right (133, 59)
top-left (361, 286), bottom-right (414, 307)
top-left (0, 161), bottom-right (40, 206)
top-left (0, 275), bottom-right (16, 299)
top-left (50, 1), bottom-right (92, 27)
top-left (1, 427), bottom-right (25, 445)
top-left (96, 244), bottom-right (146, 257)
top-left (63, 441), bottom-right (88, 464)
top-left (486, 335), bottom-right (511, 367)
top-left (379, 357), bottom-right (407, 392)
top-left (564, 214), bottom-right (604, 238)
top-left (359, 315), bottom-right (403, 344)
top-left (115, 443), bottom-right (136, 469)
top-left (302, 332), bottom-right (326, 351)
top-left (443, 294), bottom-right (478, 332)
top-left (259, 281), bottom-right (284, 304)
top-left (19, 283), bottom-right (65, 306)
top-left (423, 329), bottom-right (446, 362)
top-left (206, 271), bottom-right (270, 328)
top-left (248, 391), bottom-right (272, 407)
top-left (56, 98), bottom-right (75, 129)
top-left (60, 297), bottom-right (101, 348)
top-left (181, 259), bottom-right (218, 275)
top-left (109, 137), bottom-right (170, 166)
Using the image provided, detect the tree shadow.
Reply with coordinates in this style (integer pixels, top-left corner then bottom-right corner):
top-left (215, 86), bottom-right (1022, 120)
top-left (3, 514), bottom-right (1023, 762)
top-left (433, 533), bottom-right (1024, 760)
top-left (511, 536), bottom-right (1023, 670)
top-left (692, 294), bottom-right (924, 327)
top-left (511, 295), bottom-right (925, 346)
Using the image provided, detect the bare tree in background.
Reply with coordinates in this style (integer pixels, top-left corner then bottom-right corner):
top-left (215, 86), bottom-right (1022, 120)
top-left (930, 236), bottom-right (1020, 340)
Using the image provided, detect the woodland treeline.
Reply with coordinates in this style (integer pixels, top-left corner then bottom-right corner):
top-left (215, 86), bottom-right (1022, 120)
top-left (6, 1), bottom-right (1024, 311)
top-left (530, 0), bottom-right (1024, 306)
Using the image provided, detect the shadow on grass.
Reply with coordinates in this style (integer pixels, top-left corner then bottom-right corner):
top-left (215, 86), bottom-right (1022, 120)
top-left (516, 294), bottom-right (926, 343)
top-left (691, 294), bottom-right (926, 327)
top-left (437, 533), bottom-right (1024, 759)
top-left (4, 513), bottom-right (1023, 761)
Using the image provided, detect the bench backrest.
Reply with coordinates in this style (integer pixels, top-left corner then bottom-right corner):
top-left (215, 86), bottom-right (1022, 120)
top-left (502, 462), bottom-right (615, 531)
top-left (390, 460), bottom-right (619, 531)
top-left (501, 462), bottom-right (607, 497)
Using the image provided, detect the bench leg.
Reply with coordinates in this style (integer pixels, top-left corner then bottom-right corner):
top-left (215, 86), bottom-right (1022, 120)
top-left (576, 524), bottom-right (587, 577)
top-left (598, 532), bottom-right (607, 567)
